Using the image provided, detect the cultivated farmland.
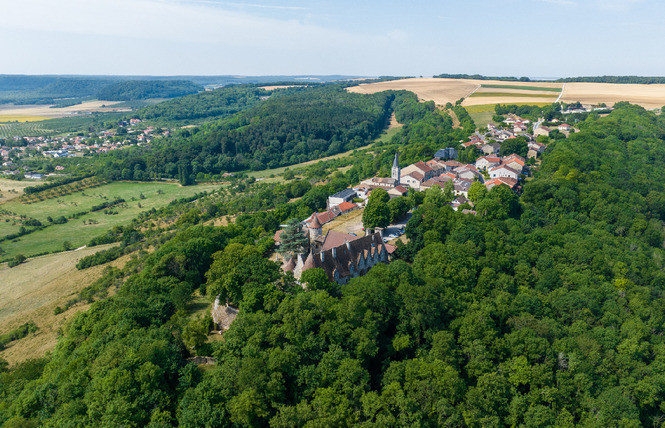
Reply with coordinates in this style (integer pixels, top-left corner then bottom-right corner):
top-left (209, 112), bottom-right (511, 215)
top-left (0, 100), bottom-right (128, 119)
top-left (348, 78), bottom-right (478, 106)
top-left (560, 82), bottom-right (665, 109)
top-left (349, 77), bottom-right (665, 110)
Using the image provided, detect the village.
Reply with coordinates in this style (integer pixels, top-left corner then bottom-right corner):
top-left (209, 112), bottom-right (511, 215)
top-left (272, 112), bottom-right (574, 286)
top-left (0, 118), bottom-right (164, 178)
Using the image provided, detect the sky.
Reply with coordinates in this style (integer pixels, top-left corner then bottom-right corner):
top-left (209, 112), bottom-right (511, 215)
top-left (1, 0), bottom-right (664, 77)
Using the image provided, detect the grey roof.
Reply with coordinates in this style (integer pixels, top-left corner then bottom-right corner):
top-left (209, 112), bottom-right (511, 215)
top-left (331, 188), bottom-right (357, 199)
top-left (393, 152), bottom-right (399, 168)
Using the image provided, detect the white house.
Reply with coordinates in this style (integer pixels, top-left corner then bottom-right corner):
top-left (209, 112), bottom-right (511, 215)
top-left (475, 155), bottom-right (501, 171)
top-left (488, 165), bottom-right (520, 180)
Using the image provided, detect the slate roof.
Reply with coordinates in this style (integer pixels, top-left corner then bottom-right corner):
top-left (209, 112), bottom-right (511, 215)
top-left (302, 232), bottom-right (387, 282)
top-left (330, 188), bottom-right (357, 200)
top-left (320, 230), bottom-right (362, 252)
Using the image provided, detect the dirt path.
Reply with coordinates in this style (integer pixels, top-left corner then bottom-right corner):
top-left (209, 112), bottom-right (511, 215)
top-left (447, 109), bottom-right (461, 128)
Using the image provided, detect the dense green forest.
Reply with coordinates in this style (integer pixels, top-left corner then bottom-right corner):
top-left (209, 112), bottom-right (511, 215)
top-left (96, 80), bottom-right (203, 101)
top-left (3, 102), bottom-right (665, 426)
top-left (86, 85), bottom-right (396, 180)
top-left (0, 75), bottom-right (365, 104)
top-left (135, 85), bottom-right (273, 123)
top-left (0, 78), bottom-right (113, 104)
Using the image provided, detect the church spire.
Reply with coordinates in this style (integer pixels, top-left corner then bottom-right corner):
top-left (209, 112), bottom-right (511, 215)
top-left (391, 152), bottom-right (400, 185)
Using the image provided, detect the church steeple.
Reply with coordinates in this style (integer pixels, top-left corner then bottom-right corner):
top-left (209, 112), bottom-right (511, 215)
top-left (391, 152), bottom-right (400, 185)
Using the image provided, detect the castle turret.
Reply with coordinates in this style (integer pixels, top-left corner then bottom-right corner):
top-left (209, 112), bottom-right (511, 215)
top-left (391, 152), bottom-right (400, 185)
top-left (309, 213), bottom-right (322, 241)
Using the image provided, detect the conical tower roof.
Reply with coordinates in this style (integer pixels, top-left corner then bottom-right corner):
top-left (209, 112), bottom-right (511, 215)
top-left (303, 252), bottom-right (317, 271)
top-left (282, 257), bottom-right (296, 272)
top-left (309, 212), bottom-right (322, 229)
top-left (393, 152), bottom-right (399, 168)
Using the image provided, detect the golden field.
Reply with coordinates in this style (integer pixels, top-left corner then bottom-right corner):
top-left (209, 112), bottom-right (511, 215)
top-left (348, 78), bottom-right (665, 110)
top-left (0, 100), bottom-right (128, 119)
top-left (348, 78), bottom-right (478, 106)
top-left (0, 114), bottom-right (52, 123)
top-left (560, 82), bottom-right (665, 109)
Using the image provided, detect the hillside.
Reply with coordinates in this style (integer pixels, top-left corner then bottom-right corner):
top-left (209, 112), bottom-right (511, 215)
top-left (1, 103), bottom-right (665, 426)
top-left (96, 80), bottom-right (203, 101)
top-left (86, 84), bottom-right (396, 180)
top-left (134, 85), bottom-right (273, 124)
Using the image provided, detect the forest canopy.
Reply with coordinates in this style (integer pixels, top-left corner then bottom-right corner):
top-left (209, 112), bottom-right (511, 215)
top-left (3, 100), bottom-right (665, 426)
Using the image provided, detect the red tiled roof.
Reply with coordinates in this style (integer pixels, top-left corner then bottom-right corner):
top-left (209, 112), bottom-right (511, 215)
top-left (338, 201), bottom-right (357, 212)
top-left (485, 177), bottom-right (518, 189)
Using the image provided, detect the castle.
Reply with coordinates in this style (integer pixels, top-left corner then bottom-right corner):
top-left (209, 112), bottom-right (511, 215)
top-left (282, 213), bottom-right (390, 285)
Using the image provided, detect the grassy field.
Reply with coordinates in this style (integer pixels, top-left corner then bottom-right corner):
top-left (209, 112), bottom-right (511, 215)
top-left (464, 103), bottom-right (551, 129)
top-left (0, 244), bottom-right (127, 366)
top-left (0, 181), bottom-right (222, 260)
top-left (0, 178), bottom-right (33, 201)
top-left (469, 110), bottom-right (496, 129)
top-left (481, 84), bottom-right (562, 92)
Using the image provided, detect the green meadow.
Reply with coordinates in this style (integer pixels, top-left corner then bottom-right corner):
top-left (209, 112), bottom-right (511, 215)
top-left (0, 181), bottom-right (222, 261)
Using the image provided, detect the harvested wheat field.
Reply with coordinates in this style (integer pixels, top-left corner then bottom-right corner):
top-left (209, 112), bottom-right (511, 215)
top-left (462, 95), bottom-right (559, 107)
top-left (0, 100), bottom-right (127, 119)
top-left (560, 82), bottom-right (665, 109)
top-left (0, 245), bottom-right (127, 366)
top-left (348, 78), bottom-right (478, 106)
top-left (348, 78), bottom-right (564, 107)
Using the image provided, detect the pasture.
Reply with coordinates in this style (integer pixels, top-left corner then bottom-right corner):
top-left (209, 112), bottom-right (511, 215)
top-left (0, 244), bottom-right (126, 366)
top-left (0, 181), bottom-right (222, 260)
top-left (0, 178), bottom-right (33, 201)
